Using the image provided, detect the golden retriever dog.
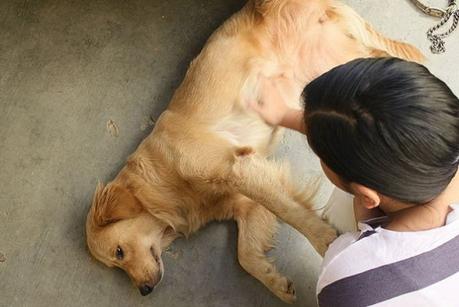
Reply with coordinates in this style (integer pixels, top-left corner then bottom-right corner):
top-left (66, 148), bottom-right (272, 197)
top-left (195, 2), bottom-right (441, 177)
top-left (86, 0), bottom-right (423, 303)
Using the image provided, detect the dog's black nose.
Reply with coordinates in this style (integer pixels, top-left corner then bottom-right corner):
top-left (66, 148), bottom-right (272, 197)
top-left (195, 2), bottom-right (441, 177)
top-left (139, 284), bottom-right (154, 296)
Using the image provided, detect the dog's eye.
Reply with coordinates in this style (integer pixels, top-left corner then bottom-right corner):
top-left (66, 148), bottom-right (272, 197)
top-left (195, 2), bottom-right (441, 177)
top-left (116, 246), bottom-right (124, 260)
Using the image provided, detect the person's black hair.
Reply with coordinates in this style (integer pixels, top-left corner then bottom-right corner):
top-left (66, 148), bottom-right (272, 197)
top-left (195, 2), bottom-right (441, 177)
top-left (303, 57), bottom-right (459, 204)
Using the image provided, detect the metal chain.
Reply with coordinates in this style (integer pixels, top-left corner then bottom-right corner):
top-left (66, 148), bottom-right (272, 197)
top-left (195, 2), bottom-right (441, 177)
top-left (410, 0), bottom-right (459, 54)
top-left (427, 2), bottom-right (459, 53)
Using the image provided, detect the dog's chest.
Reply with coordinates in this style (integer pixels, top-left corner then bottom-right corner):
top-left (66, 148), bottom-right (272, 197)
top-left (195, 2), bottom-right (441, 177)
top-left (213, 113), bottom-right (274, 148)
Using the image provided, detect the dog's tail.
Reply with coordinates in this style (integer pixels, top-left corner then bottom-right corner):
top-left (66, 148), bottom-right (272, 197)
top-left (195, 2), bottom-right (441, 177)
top-left (332, 3), bottom-right (426, 63)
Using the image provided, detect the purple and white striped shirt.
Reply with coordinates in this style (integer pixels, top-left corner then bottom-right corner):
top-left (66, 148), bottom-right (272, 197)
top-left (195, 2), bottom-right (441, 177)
top-left (317, 204), bottom-right (459, 306)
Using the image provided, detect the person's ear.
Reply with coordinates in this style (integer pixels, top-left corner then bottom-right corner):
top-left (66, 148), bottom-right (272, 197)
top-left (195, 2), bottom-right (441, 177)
top-left (350, 183), bottom-right (381, 209)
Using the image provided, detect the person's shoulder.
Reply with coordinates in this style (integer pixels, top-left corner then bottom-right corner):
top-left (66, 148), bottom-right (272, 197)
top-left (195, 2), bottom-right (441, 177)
top-left (318, 220), bottom-right (459, 294)
top-left (321, 231), bottom-right (360, 268)
top-left (321, 223), bottom-right (384, 270)
top-left (317, 225), bottom-right (394, 293)
top-left (317, 225), bottom-right (459, 307)
top-left (317, 230), bottom-right (368, 293)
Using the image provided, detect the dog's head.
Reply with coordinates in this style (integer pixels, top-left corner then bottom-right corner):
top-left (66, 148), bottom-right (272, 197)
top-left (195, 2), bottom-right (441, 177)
top-left (86, 182), bottom-right (176, 296)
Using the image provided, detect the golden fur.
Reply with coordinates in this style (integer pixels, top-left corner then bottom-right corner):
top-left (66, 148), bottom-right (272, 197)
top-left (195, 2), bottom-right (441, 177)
top-left (86, 0), bottom-right (424, 303)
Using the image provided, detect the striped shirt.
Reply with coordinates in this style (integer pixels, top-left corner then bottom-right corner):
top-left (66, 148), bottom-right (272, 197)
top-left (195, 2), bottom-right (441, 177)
top-left (317, 204), bottom-right (459, 307)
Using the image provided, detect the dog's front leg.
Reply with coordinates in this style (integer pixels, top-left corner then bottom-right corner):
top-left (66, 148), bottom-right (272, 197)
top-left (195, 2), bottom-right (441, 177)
top-left (154, 112), bottom-right (236, 185)
top-left (231, 153), bottom-right (337, 256)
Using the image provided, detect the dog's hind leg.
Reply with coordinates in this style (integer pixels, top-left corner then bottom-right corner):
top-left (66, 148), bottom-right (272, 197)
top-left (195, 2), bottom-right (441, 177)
top-left (330, 2), bottom-right (425, 63)
top-left (232, 195), bottom-right (296, 304)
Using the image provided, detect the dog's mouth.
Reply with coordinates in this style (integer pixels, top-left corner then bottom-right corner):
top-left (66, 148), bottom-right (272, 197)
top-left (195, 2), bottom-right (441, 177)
top-left (136, 266), bottom-right (163, 297)
top-left (125, 258), bottom-right (165, 296)
top-left (136, 249), bottom-right (164, 296)
top-left (151, 246), bottom-right (165, 277)
top-left (156, 257), bottom-right (164, 285)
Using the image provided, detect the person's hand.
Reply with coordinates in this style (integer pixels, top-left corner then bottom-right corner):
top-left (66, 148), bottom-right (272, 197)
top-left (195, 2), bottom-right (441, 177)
top-left (249, 76), bottom-right (291, 126)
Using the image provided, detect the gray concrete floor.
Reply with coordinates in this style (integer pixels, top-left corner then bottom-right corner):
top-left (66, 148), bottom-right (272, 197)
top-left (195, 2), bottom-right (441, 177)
top-left (1, 1), bottom-right (458, 306)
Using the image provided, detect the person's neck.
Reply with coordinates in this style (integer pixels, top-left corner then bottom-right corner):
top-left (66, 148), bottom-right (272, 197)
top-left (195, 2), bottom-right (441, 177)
top-left (382, 170), bottom-right (459, 232)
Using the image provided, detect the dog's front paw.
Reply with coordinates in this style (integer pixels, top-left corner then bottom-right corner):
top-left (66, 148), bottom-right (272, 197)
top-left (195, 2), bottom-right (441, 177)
top-left (315, 225), bottom-right (338, 257)
top-left (273, 277), bottom-right (296, 304)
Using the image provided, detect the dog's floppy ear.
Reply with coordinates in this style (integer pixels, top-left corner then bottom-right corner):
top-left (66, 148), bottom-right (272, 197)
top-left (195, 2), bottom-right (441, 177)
top-left (91, 182), bottom-right (144, 227)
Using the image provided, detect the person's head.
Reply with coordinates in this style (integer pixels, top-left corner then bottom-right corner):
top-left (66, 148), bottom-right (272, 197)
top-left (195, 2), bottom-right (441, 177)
top-left (302, 58), bottom-right (459, 208)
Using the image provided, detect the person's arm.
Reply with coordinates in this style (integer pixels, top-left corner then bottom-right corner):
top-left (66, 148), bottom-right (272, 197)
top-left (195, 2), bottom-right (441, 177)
top-left (249, 76), bottom-right (306, 134)
top-left (280, 108), bottom-right (305, 133)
